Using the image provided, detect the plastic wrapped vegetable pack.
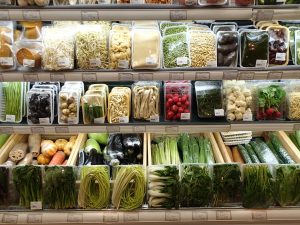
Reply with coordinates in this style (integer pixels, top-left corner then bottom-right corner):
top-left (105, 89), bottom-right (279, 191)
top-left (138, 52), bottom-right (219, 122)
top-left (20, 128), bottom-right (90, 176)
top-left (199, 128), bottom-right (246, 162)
top-left (163, 32), bottom-right (190, 68)
top-left (190, 31), bottom-right (217, 67)
top-left (12, 165), bottom-right (42, 208)
top-left (0, 82), bottom-right (23, 123)
top-left (42, 26), bottom-right (75, 71)
top-left (296, 30), bottom-right (300, 65)
top-left (58, 89), bottom-right (80, 125)
top-left (163, 25), bottom-right (188, 36)
top-left (242, 164), bottom-right (274, 208)
top-left (224, 80), bottom-right (253, 121)
top-left (0, 167), bottom-right (9, 208)
top-left (213, 163), bottom-right (242, 207)
top-left (217, 31), bottom-right (238, 67)
top-left (108, 87), bottom-right (131, 123)
top-left (148, 165), bottom-right (180, 209)
top-left (267, 26), bottom-right (289, 66)
top-left (75, 25), bottom-right (108, 70)
top-left (256, 82), bottom-right (286, 120)
top-left (15, 41), bottom-right (42, 70)
top-left (287, 81), bottom-right (300, 120)
top-left (0, 22), bottom-right (15, 71)
top-left (240, 30), bottom-right (269, 67)
top-left (289, 27), bottom-right (299, 64)
top-left (112, 165), bottom-right (146, 210)
top-left (78, 166), bottom-right (110, 209)
top-left (44, 166), bottom-right (77, 209)
top-left (132, 81), bottom-right (160, 121)
top-left (180, 164), bottom-right (213, 207)
top-left (132, 28), bottom-right (161, 69)
top-left (195, 81), bottom-right (223, 118)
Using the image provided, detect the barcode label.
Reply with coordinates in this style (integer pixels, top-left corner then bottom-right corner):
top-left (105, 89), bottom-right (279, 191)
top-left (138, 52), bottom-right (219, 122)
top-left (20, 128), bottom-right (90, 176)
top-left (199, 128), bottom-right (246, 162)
top-left (150, 115), bottom-right (159, 122)
top-left (57, 58), bottom-right (70, 67)
top-left (118, 60), bottom-right (129, 69)
top-left (255, 60), bottom-right (267, 68)
top-left (146, 57), bottom-right (156, 65)
top-left (23, 59), bottom-right (35, 67)
top-left (5, 115), bottom-right (15, 122)
top-left (94, 117), bottom-right (105, 124)
top-left (39, 118), bottom-right (50, 124)
top-left (119, 116), bottom-right (129, 123)
top-left (275, 53), bottom-right (286, 61)
top-left (181, 113), bottom-right (190, 120)
top-left (214, 109), bottom-right (225, 117)
top-left (176, 57), bottom-right (188, 65)
top-left (30, 201), bottom-right (42, 210)
top-left (243, 113), bottom-right (253, 121)
top-left (0, 57), bottom-right (13, 66)
top-left (206, 60), bottom-right (217, 67)
top-left (90, 58), bottom-right (101, 67)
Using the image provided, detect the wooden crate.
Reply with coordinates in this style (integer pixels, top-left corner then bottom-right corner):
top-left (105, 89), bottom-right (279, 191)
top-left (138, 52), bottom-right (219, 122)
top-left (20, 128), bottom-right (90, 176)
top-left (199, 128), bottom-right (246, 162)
top-left (147, 132), bottom-right (224, 166)
top-left (0, 134), bottom-right (87, 166)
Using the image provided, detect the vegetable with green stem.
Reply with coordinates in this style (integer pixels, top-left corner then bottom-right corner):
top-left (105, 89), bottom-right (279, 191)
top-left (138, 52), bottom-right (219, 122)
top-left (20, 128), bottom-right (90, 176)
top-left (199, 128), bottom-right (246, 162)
top-left (0, 167), bottom-right (9, 206)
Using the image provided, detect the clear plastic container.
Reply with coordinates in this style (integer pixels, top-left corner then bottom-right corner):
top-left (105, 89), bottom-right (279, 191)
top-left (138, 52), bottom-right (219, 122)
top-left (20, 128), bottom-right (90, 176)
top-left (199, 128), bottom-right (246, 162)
top-left (289, 27), bottom-right (300, 65)
top-left (217, 31), bottom-right (238, 67)
top-left (256, 82), bottom-right (286, 120)
top-left (189, 30), bottom-right (217, 68)
top-left (0, 21), bottom-right (15, 71)
top-left (0, 166), bottom-right (10, 210)
top-left (58, 90), bottom-right (80, 125)
top-left (195, 81), bottom-right (223, 119)
top-left (211, 22), bottom-right (237, 33)
top-left (223, 80), bottom-right (254, 121)
top-left (0, 0), bottom-right (15, 5)
top-left (108, 87), bottom-right (131, 123)
top-left (163, 25), bottom-right (188, 36)
top-left (240, 30), bottom-right (269, 68)
top-left (132, 28), bottom-right (161, 69)
top-left (164, 81), bottom-right (191, 121)
top-left (256, 0), bottom-right (284, 5)
top-left (230, 0), bottom-right (254, 6)
top-left (162, 32), bottom-right (190, 69)
top-left (267, 26), bottom-right (289, 66)
top-left (15, 41), bottom-right (42, 70)
top-left (199, 0), bottom-right (227, 5)
top-left (20, 22), bottom-right (42, 41)
top-left (53, 0), bottom-right (77, 5)
top-left (81, 94), bottom-right (106, 124)
top-left (79, 0), bottom-right (110, 4)
top-left (132, 81), bottom-right (160, 122)
top-left (159, 21), bottom-right (184, 32)
top-left (295, 30), bottom-right (300, 65)
top-left (286, 81), bottom-right (300, 120)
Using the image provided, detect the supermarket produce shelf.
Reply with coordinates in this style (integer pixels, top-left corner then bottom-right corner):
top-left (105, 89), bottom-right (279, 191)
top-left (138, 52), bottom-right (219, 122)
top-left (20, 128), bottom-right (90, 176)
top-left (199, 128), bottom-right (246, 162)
top-left (0, 5), bottom-right (299, 21)
top-left (1, 121), bottom-right (299, 134)
top-left (1, 208), bottom-right (300, 224)
top-left (3, 66), bottom-right (300, 82)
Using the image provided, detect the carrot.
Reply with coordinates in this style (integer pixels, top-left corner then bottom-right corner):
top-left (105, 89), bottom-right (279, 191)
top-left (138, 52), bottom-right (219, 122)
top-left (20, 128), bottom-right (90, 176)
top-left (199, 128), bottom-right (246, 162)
top-left (62, 160), bottom-right (68, 165)
top-left (225, 145), bottom-right (233, 161)
top-left (232, 146), bottom-right (245, 163)
top-left (49, 151), bottom-right (65, 165)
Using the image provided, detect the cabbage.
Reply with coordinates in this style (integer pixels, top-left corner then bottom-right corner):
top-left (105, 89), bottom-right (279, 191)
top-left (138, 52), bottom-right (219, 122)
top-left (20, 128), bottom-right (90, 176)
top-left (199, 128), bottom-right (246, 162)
top-left (88, 133), bottom-right (109, 145)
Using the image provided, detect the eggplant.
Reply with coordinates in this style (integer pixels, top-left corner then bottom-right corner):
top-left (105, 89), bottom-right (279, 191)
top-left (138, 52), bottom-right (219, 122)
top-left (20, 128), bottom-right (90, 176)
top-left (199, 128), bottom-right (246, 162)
top-left (104, 134), bottom-right (124, 166)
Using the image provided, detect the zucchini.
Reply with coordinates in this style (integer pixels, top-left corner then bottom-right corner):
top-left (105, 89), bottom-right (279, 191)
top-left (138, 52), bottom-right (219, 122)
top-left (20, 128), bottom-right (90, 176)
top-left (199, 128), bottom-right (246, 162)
top-left (270, 133), bottom-right (294, 164)
top-left (237, 145), bottom-right (252, 164)
top-left (266, 140), bottom-right (284, 164)
top-left (253, 139), bottom-right (279, 164)
top-left (245, 144), bottom-right (260, 163)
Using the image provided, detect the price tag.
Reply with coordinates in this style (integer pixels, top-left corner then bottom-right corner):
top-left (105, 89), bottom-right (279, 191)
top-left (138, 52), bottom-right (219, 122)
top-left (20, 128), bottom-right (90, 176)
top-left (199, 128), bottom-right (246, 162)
top-left (176, 57), bottom-right (188, 66)
top-left (185, 0), bottom-right (197, 5)
top-left (23, 59), bottom-right (35, 68)
top-left (214, 109), bottom-right (224, 117)
top-left (38, 118), bottom-right (50, 125)
top-left (55, 126), bottom-right (69, 133)
top-left (165, 126), bottom-right (178, 132)
top-left (106, 126), bottom-right (120, 133)
top-left (216, 211), bottom-right (231, 220)
top-left (243, 113), bottom-right (253, 121)
top-left (5, 115), bottom-right (15, 123)
top-left (67, 214), bottom-right (83, 223)
top-left (50, 73), bottom-right (65, 82)
top-left (252, 211), bottom-right (267, 221)
top-left (81, 11), bottom-right (98, 20)
top-left (256, 60), bottom-right (267, 68)
top-left (145, 57), bottom-right (157, 65)
top-left (239, 71), bottom-right (254, 80)
top-left (196, 72), bottom-right (210, 80)
top-left (27, 214), bottom-right (42, 224)
top-left (124, 213), bottom-right (139, 222)
top-left (23, 10), bottom-right (41, 20)
top-left (57, 57), bottom-right (70, 68)
top-left (83, 73), bottom-right (97, 82)
top-left (180, 113), bottom-right (190, 120)
top-left (192, 211), bottom-right (208, 221)
top-left (150, 115), bottom-right (159, 122)
top-left (0, 10), bottom-right (9, 20)
top-left (170, 72), bottom-right (184, 80)
top-left (0, 127), bottom-right (14, 133)
top-left (118, 60), bottom-right (129, 69)
top-left (31, 127), bottom-right (45, 134)
top-left (206, 60), bottom-right (217, 67)
top-left (133, 126), bottom-right (146, 133)
top-left (166, 212), bottom-right (180, 221)
top-left (139, 73), bottom-right (153, 81)
top-left (104, 213), bottom-right (119, 222)
top-left (0, 57), bottom-right (13, 66)
top-left (23, 73), bottom-right (39, 82)
top-left (119, 73), bottom-right (133, 81)
top-left (30, 201), bottom-right (42, 210)
top-left (89, 58), bottom-right (101, 67)
top-left (170, 10), bottom-right (187, 20)
top-left (2, 214), bottom-right (18, 224)
top-left (223, 71), bottom-right (238, 80)
top-left (94, 117), bottom-right (105, 124)
top-left (119, 117), bottom-right (129, 123)
top-left (255, 9), bottom-right (274, 21)
top-left (268, 71), bottom-right (282, 80)
top-left (275, 53), bottom-right (286, 61)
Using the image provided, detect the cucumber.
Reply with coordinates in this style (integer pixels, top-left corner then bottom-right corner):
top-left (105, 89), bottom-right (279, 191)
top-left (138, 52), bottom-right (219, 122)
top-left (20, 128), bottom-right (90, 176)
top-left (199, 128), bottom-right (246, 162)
top-left (252, 139), bottom-right (279, 164)
top-left (244, 144), bottom-right (260, 163)
top-left (270, 133), bottom-right (294, 164)
top-left (266, 140), bottom-right (284, 164)
top-left (237, 145), bottom-right (252, 164)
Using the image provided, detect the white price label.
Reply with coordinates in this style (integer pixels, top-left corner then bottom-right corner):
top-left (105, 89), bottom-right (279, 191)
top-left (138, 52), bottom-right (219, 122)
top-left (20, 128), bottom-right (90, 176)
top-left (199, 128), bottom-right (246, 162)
top-left (83, 73), bottom-right (97, 82)
top-left (0, 10), bottom-right (9, 20)
top-left (81, 11), bottom-right (98, 20)
top-left (67, 214), bottom-right (83, 223)
top-left (196, 72), bottom-right (210, 80)
top-left (94, 117), bottom-right (105, 124)
top-left (90, 58), bottom-right (101, 67)
top-left (150, 114), bottom-right (159, 122)
top-left (5, 115), bottom-right (15, 123)
top-left (39, 118), bottom-right (50, 124)
top-left (192, 211), bottom-right (208, 221)
top-left (104, 213), bottom-right (119, 222)
top-left (23, 10), bottom-right (41, 20)
top-left (214, 109), bottom-right (224, 117)
top-left (119, 116), bottom-right (129, 123)
top-left (166, 212), bottom-right (180, 221)
top-left (275, 53), bottom-right (286, 61)
top-left (216, 211), bottom-right (232, 220)
top-left (57, 58), bottom-right (70, 67)
top-left (252, 211), bottom-right (267, 221)
top-left (170, 10), bottom-right (187, 20)
top-left (30, 201), bottom-right (42, 210)
top-left (67, 117), bottom-right (78, 124)
top-left (23, 59), bottom-right (35, 67)
top-left (255, 60), bottom-right (267, 68)
top-left (2, 214), bottom-right (18, 224)
top-left (124, 213), bottom-right (139, 222)
top-left (145, 57), bottom-right (156, 65)
top-left (0, 57), bottom-right (13, 66)
top-left (243, 113), bottom-right (253, 121)
top-left (118, 60), bottom-right (129, 69)
top-left (27, 214), bottom-right (42, 224)
top-left (55, 126), bottom-right (69, 133)
top-left (206, 60), bottom-right (217, 67)
top-left (176, 57), bottom-right (188, 65)
top-left (180, 113), bottom-right (190, 120)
